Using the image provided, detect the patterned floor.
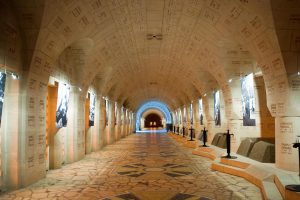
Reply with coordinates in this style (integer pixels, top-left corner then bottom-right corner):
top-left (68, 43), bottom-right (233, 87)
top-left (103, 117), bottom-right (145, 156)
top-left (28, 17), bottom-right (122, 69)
top-left (0, 133), bottom-right (262, 200)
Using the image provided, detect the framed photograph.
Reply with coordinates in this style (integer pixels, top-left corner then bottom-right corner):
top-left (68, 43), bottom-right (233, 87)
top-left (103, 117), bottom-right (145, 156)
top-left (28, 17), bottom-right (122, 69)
top-left (105, 99), bottom-right (109, 126)
top-left (56, 83), bottom-right (70, 128)
top-left (241, 73), bottom-right (256, 126)
top-left (199, 99), bottom-right (204, 125)
top-left (0, 72), bottom-right (6, 126)
top-left (190, 103), bottom-right (193, 125)
top-left (89, 93), bottom-right (95, 126)
top-left (214, 91), bottom-right (221, 126)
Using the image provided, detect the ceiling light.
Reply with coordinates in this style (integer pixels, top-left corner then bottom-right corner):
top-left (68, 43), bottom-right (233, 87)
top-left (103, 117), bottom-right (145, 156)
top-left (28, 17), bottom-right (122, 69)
top-left (298, 71), bottom-right (300, 76)
top-left (204, 93), bottom-right (207, 97)
top-left (146, 33), bottom-right (163, 40)
top-left (78, 87), bottom-right (82, 92)
top-left (228, 79), bottom-right (232, 83)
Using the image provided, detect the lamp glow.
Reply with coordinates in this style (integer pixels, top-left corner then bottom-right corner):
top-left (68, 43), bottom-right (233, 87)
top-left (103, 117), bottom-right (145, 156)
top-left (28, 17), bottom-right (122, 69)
top-left (11, 73), bottom-right (19, 80)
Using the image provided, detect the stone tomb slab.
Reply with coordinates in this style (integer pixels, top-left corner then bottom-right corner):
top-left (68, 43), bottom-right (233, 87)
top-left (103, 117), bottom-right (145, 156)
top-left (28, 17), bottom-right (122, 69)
top-left (211, 133), bottom-right (223, 146)
top-left (249, 141), bottom-right (275, 163)
top-left (216, 134), bottom-right (227, 149)
top-left (237, 138), bottom-right (257, 157)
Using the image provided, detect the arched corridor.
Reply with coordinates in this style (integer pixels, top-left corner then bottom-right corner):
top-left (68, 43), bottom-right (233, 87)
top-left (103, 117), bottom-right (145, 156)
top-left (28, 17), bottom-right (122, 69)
top-left (1, 132), bottom-right (262, 200)
top-left (0, 0), bottom-right (300, 199)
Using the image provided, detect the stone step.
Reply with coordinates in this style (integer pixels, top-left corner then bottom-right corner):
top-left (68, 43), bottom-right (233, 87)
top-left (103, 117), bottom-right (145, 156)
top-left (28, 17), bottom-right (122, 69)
top-left (262, 180), bottom-right (283, 200)
top-left (220, 157), bottom-right (250, 169)
top-left (274, 173), bottom-right (300, 200)
top-left (192, 148), bottom-right (217, 160)
top-left (211, 161), bottom-right (283, 200)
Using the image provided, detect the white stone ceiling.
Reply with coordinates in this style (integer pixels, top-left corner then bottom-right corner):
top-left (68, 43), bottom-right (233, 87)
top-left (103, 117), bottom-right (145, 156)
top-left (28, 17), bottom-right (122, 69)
top-left (12, 0), bottom-right (297, 111)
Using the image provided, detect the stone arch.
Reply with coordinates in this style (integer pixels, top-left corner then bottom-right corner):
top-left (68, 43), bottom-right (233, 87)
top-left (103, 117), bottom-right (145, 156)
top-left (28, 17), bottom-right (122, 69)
top-left (135, 101), bottom-right (172, 131)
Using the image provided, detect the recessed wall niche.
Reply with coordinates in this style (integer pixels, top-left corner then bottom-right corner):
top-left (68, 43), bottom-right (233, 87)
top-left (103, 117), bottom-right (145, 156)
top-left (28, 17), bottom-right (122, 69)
top-left (46, 80), bottom-right (67, 170)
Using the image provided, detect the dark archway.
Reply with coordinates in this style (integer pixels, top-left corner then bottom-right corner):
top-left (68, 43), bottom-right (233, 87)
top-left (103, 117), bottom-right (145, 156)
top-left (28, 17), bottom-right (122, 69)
top-left (144, 113), bottom-right (162, 128)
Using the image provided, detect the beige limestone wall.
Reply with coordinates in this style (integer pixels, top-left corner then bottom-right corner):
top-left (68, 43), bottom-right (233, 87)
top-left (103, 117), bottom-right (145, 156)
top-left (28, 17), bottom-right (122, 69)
top-left (1, 76), bottom-right (21, 189)
top-left (276, 117), bottom-right (299, 172)
top-left (0, 0), bottom-right (24, 190)
top-left (90, 94), bottom-right (101, 152)
top-left (204, 90), bottom-right (228, 143)
top-left (227, 75), bottom-right (275, 151)
top-left (195, 75), bottom-right (275, 151)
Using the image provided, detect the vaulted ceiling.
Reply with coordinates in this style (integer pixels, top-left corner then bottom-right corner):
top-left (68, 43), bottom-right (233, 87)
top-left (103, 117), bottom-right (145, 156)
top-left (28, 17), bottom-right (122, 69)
top-left (11, 0), bottom-right (298, 111)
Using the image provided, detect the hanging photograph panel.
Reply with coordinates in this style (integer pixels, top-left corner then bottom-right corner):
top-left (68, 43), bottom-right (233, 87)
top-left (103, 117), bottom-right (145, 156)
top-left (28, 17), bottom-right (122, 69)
top-left (89, 93), bottom-right (95, 126)
top-left (56, 83), bottom-right (70, 128)
top-left (105, 99), bottom-right (109, 126)
top-left (190, 103), bottom-right (193, 125)
top-left (214, 91), bottom-right (221, 126)
top-left (199, 99), bottom-right (204, 125)
top-left (241, 73), bottom-right (256, 126)
top-left (0, 72), bottom-right (6, 126)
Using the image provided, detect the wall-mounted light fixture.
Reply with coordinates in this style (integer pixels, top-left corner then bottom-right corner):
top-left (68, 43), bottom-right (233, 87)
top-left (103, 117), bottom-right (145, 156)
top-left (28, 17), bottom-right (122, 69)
top-left (297, 55), bottom-right (299, 76)
top-left (3, 71), bottom-right (20, 80)
top-left (2, 56), bottom-right (20, 80)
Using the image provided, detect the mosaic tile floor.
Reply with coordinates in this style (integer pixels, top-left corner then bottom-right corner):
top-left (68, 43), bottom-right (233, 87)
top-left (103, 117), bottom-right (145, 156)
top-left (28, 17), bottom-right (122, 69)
top-left (0, 133), bottom-right (262, 200)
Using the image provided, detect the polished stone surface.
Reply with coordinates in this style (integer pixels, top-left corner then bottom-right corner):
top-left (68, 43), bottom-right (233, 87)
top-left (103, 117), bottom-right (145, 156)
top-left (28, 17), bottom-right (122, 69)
top-left (0, 133), bottom-right (262, 200)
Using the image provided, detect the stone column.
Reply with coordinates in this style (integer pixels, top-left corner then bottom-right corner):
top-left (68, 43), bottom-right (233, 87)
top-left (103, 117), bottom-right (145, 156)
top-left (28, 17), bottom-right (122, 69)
top-left (65, 87), bottom-right (85, 163)
top-left (275, 117), bottom-right (299, 171)
top-left (45, 85), bottom-right (60, 168)
top-left (91, 95), bottom-right (101, 152)
top-left (179, 108), bottom-right (183, 134)
top-left (99, 98), bottom-right (106, 148)
top-left (104, 100), bottom-right (115, 145)
top-left (226, 75), bottom-right (275, 152)
top-left (186, 104), bottom-right (191, 130)
top-left (226, 78), bottom-right (243, 151)
top-left (273, 73), bottom-right (300, 172)
top-left (85, 96), bottom-right (92, 155)
top-left (140, 117), bottom-right (145, 129)
top-left (133, 114), bottom-right (136, 133)
top-left (1, 75), bottom-right (21, 190)
top-left (205, 92), bottom-right (216, 143)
